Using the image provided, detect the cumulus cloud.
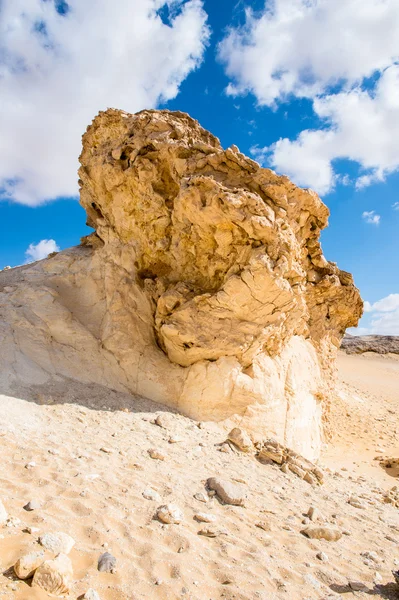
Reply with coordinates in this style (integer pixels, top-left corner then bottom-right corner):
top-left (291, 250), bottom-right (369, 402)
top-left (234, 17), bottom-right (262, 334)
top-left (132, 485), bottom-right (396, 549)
top-left (25, 239), bottom-right (60, 262)
top-left (354, 293), bottom-right (399, 335)
top-left (220, 0), bottom-right (399, 194)
top-left (393, 202), bottom-right (399, 210)
top-left (253, 65), bottom-right (399, 194)
top-left (0, 0), bottom-right (209, 206)
top-left (362, 210), bottom-right (380, 225)
top-left (219, 0), bottom-right (399, 105)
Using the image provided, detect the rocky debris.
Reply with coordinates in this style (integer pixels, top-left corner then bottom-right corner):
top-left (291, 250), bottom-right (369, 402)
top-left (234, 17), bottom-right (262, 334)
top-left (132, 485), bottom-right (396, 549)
top-left (148, 448), bottom-right (166, 461)
top-left (226, 428), bottom-right (253, 452)
top-left (194, 512), bottom-right (216, 523)
top-left (382, 486), bottom-right (399, 507)
top-left (23, 499), bottom-right (41, 511)
top-left (0, 108), bottom-right (362, 461)
top-left (142, 488), bottom-right (161, 502)
top-left (348, 581), bottom-right (369, 592)
top-left (14, 551), bottom-right (45, 579)
top-left (39, 531), bottom-right (76, 555)
top-left (32, 553), bottom-right (73, 596)
top-left (342, 334), bottom-right (399, 355)
top-left (156, 504), bottom-right (184, 524)
top-left (100, 446), bottom-right (113, 454)
top-left (83, 590), bottom-right (101, 600)
top-left (257, 439), bottom-right (324, 484)
top-left (98, 552), bottom-right (116, 573)
top-left (255, 521), bottom-right (271, 531)
top-left (0, 499), bottom-right (7, 523)
top-left (301, 526), bottom-right (343, 541)
top-left (207, 477), bottom-right (246, 506)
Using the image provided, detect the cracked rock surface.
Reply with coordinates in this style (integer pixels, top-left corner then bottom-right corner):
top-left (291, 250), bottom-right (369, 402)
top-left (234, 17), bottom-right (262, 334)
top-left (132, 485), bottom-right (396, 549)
top-left (0, 109), bottom-right (362, 459)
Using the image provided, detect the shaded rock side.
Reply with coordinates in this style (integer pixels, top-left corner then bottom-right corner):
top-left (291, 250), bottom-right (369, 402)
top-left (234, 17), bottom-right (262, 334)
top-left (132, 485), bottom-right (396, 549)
top-left (0, 109), bottom-right (362, 459)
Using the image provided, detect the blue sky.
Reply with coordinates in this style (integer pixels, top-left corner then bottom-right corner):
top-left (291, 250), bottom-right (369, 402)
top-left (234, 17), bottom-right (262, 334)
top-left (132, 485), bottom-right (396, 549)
top-left (1, 0), bottom-right (399, 334)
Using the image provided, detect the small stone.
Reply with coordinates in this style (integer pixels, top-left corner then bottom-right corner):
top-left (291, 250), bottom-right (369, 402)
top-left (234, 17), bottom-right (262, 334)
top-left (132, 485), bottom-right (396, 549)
top-left (347, 495), bottom-right (365, 509)
top-left (197, 525), bottom-right (224, 537)
top-left (194, 492), bottom-right (208, 503)
top-left (26, 526), bottom-right (40, 534)
top-left (168, 435), bottom-right (182, 444)
top-left (0, 499), bottom-right (7, 524)
top-left (307, 506), bottom-right (320, 522)
top-left (39, 532), bottom-right (75, 555)
top-left (143, 488), bottom-right (161, 502)
top-left (316, 552), bottom-right (329, 562)
top-left (83, 590), bottom-right (101, 600)
top-left (301, 526), bottom-right (342, 542)
top-left (98, 552), bottom-right (116, 573)
top-left (148, 448), bottom-right (165, 460)
top-left (361, 551), bottom-right (380, 563)
top-left (14, 551), bottom-right (46, 579)
top-left (374, 572), bottom-right (383, 584)
top-left (24, 500), bottom-right (41, 511)
top-left (219, 443), bottom-right (231, 453)
top-left (207, 477), bottom-right (246, 506)
top-left (32, 553), bottom-right (73, 596)
top-left (155, 414), bottom-right (172, 428)
top-left (156, 504), bottom-right (183, 524)
top-left (25, 461), bottom-right (36, 469)
top-left (194, 512), bottom-right (216, 523)
top-left (348, 581), bottom-right (369, 592)
top-left (100, 447), bottom-right (113, 454)
top-left (227, 428), bottom-right (253, 452)
top-left (255, 521), bottom-right (271, 532)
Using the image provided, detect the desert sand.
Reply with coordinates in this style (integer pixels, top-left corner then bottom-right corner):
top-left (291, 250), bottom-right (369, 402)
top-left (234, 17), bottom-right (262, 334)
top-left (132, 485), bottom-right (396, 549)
top-left (0, 351), bottom-right (398, 600)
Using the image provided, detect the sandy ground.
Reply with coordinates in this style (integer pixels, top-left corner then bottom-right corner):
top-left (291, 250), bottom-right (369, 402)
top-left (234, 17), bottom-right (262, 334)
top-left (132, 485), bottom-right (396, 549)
top-left (0, 352), bottom-right (398, 600)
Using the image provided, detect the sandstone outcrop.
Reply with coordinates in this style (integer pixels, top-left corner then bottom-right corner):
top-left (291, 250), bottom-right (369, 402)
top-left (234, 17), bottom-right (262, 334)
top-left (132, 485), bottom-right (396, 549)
top-left (0, 109), bottom-right (362, 459)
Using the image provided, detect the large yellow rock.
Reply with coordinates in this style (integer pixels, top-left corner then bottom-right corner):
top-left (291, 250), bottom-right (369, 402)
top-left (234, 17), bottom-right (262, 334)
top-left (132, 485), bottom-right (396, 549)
top-left (0, 109), bottom-right (362, 459)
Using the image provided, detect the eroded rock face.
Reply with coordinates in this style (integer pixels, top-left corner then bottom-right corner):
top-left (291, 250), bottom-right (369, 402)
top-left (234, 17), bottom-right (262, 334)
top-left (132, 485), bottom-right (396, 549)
top-left (0, 109), bottom-right (362, 459)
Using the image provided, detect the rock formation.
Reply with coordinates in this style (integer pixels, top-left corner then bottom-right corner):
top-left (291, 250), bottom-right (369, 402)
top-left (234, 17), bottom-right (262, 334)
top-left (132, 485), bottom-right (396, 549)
top-left (0, 109), bottom-right (362, 459)
top-left (342, 333), bottom-right (399, 355)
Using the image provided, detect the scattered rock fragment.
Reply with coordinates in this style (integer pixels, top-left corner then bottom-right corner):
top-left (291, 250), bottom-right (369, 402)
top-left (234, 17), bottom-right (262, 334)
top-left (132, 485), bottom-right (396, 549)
top-left (207, 477), bottom-right (246, 506)
top-left (198, 525), bottom-right (225, 538)
top-left (347, 495), bottom-right (366, 509)
top-left (257, 439), bottom-right (324, 485)
top-left (100, 447), bottom-right (113, 454)
top-left (194, 512), bottom-right (216, 523)
top-left (83, 590), bottom-right (101, 600)
top-left (227, 428), bottom-right (253, 452)
top-left (316, 552), bottom-right (329, 562)
top-left (32, 553), bottom-right (73, 596)
top-left (156, 504), bottom-right (183, 524)
top-left (14, 551), bottom-right (45, 579)
top-left (24, 500), bottom-right (41, 511)
top-left (255, 521), bottom-right (271, 532)
top-left (194, 492), bottom-right (208, 503)
top-left (39, 532), bottom-right (75, 555)
top-left (148, 448), bottom-right (166, 460)
top-left (143, 488), bottom-right (161, 502)
top-left (348, 581), bottom-right (369, 592)
top-left (307, 506), bottom-right (320, 522)
top-left (98, 552), bottom-right (116, 573)
top-left (301, 526), bottom-right (342, 542)
top-left (0, 499), bottom-right (7, 524)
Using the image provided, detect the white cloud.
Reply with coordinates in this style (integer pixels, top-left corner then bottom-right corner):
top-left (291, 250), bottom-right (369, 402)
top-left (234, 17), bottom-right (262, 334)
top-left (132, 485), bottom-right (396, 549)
top-left (351, 293), bottom-right (399, 335)
top-left (362, 210), bottom-right (380, 225)
top-left (253, 66), bottom-right (399, 194)
top-left (0, 0), bottom-right (209, 206)
top-left (220, 0), bottom-right (399, 194)
top-left (218, 0), bottom-right (399, 105)
top-left (25, 239), bottom-right (60, 262)
top-left (393, 202), bottom-right (399, 210)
